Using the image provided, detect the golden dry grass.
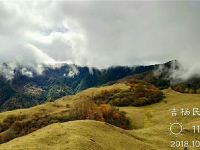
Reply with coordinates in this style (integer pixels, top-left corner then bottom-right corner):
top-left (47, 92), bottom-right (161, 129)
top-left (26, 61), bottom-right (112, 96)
top-left (0, 120), bottom-right (156, 150)
top-left (0, 84), bottom-right (200, 150)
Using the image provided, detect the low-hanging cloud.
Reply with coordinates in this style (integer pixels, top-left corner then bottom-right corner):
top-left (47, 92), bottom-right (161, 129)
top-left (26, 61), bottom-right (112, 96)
top-left (0, 0), bottom-right (200, 80)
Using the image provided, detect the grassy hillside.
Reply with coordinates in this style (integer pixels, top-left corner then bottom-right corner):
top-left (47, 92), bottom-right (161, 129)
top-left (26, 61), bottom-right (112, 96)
top-left (0, 120), bottom-right (155, 150)
top-left (92, 79), bottom-right (163, 107)
top-left (120, 89), bottom-right (200, 150)
top-left (0, 82), bottom-right (199, 149)
top-left (0, 83), bottom-right (133, 144)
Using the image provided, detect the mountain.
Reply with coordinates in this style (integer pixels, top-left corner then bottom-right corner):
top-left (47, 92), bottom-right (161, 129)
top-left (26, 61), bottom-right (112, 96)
top-left (1, 60), bottom-right (199, 112)
top-left (0, 77), bottom-right (163, 148)
top-left (0, 63), bottom-right (158, 112)
top-left (117, 60), bottom-right (200, 94)
top-left (116, 60), bottom-right (178, 89)
top-left (0, 76), bottom-right (200, 149)
top-left (171, 77), bottom-right (200, 93)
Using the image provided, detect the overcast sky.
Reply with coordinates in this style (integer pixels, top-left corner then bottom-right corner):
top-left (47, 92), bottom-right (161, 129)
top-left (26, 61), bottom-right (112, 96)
top-left (0, 0), bottom-right (200, 78)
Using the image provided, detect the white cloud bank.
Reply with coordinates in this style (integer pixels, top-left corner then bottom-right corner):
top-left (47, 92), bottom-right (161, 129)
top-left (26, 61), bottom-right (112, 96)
top-left (0, 0), bottom-right (200, 79)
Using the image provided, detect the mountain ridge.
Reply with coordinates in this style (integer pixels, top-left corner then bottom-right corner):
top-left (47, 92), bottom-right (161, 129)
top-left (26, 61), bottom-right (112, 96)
top-left (2, 60), bottom-right (198, 112)
top-left (0, 62), bottom-right (161, 112)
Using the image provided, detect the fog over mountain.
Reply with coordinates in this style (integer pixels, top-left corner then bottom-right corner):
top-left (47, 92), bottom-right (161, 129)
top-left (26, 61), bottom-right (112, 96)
top-left (0, 1), bottom-right (200, 80)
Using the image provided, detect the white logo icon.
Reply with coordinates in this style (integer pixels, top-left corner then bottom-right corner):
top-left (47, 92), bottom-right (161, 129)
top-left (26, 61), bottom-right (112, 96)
top-left (169, 121), bottom-right (183, 136)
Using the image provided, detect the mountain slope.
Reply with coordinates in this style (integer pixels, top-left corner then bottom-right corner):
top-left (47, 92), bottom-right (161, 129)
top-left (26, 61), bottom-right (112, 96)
top-left (0, 120), bottom-right (156, 150)
top-left (2, 60), bottom-right (199, 112)
top-left (0, 80), bottom-right (163, 144)
top-left (0, 63), bottom-right (158, 112)
top-left (0, 89), bottom-right (200, 149)
top-left (0, 76), bottom-right (200, 149)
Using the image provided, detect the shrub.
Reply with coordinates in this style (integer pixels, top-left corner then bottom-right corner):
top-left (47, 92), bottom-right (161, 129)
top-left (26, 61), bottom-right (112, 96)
top-left (0, 113), bottom-right (71, 144)
top-left (69, 98), bottom-right (104, 121)
top-left (109, 97), bottom-right (133, 106)
top-left (0, 114), bottom-right (26, 133)
top-left (197, 89), bottom-right (200, 94)
top-left (0, 129), bottom-right (17, 143)
top-left (99, 104), bottom-right (130, 129)
top-left (69, 98), bottom-right (130, 129)
top-left (108, 88), bottom-right (163, 107)
top-left (66, 104), bottom-right (70, 108)
top-left (92, 80), bottom-right (164, 107)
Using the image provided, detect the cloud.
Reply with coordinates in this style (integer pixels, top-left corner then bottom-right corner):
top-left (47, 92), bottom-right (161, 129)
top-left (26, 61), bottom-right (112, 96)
top-left (0, 1), bottom-right (200, 79)
top-left (21, 68), bottom-right (33, 78)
